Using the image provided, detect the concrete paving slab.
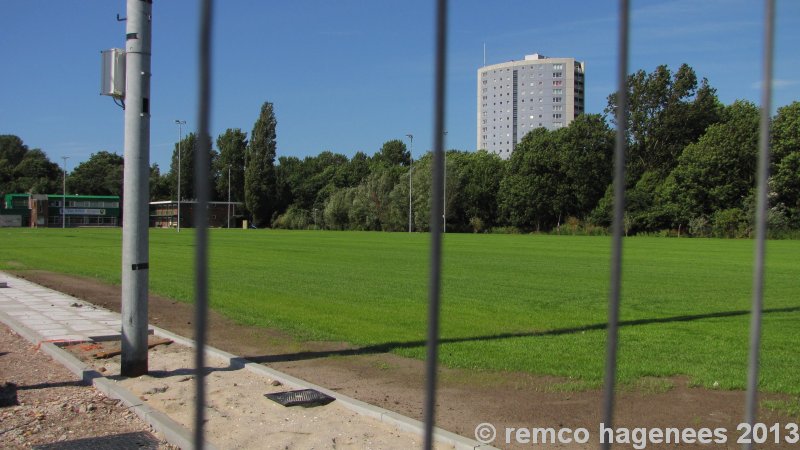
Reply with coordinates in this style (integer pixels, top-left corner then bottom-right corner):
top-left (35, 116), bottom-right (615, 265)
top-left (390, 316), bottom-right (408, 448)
top-left (70, 323), bottom-right (109, 331)
top-left (37, 329), bottom-right (72, 337)
top-left (42, 334), bottom-right (91, 343)
top-left (19, 319), bottom-right (56, 326)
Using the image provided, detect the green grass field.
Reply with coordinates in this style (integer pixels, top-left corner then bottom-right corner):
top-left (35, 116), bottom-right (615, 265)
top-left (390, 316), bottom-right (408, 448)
top-left (1, 228), bottom-right (798, 393)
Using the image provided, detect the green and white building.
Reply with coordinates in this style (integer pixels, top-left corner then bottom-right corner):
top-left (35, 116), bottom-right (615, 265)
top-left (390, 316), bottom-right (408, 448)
top-left (0, 193), bottom-right (120, 228)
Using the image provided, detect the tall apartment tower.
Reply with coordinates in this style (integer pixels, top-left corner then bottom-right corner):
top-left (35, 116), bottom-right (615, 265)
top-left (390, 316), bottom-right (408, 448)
top-left (477, 53), bottom-right (585, 159)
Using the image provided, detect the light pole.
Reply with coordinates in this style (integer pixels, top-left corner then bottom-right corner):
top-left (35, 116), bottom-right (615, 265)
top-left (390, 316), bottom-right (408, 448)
top-left (227, 165), bottom-right (231, 228)
top-left (406, 134), bottom-right (414, 233)
top-left (443, 130), bottom-right (448, 233)
top-left (61, 156), bottom-right (69, 229)
top-left (175, 119), bottom-right (186, 231)
top-left (120, 0), bottom-right (153, 377)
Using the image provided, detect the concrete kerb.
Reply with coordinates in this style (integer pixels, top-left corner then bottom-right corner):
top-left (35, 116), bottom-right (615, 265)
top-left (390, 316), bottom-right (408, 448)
top-left (0, 309), bottom-right (217, 450)
top-left (0, 271), bottom-right (495, 450)
top-left (151, 325), bottom-right (498, 450)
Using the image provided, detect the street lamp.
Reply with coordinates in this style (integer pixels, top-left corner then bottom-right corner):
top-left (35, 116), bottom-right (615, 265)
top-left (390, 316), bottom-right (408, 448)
top-left (443, 130), bottom-right (448, 233)
top-left (61, 156), bottom-right (69, 229)
top-left (175, 119), bottom-right (186, 232)
top-left (227, 165), bottom-right (231, 229)
top-left (406, 133), bottom-right (414, 233)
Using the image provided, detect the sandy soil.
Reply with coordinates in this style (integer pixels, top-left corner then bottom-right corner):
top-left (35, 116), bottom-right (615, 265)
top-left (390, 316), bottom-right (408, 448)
top-left (11, 270), bottom-right (800, 450)
top-left (64, 338), bottom-right (446, 450)
top-left (0, 324), bottom-right (175, 450)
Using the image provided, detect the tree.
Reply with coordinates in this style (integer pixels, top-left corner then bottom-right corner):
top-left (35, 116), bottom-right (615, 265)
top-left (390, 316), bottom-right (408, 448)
top-left (273, 151), bottom-right (351, 217)
top-left (374, 139), bottom-right (410, 167)
top-left (296, 152), bottom-right (350, 211)
top-left (349, 170), bottom-right (400, 230)
top-left (443, 150), bottom-right (504, 230)
top-left (1, 135), bottom-right (30, 194)
top-left (606, 64), bottom-right (721, 180)
top-left (498, 115), bottom-right (613, 231)
top-left (554, 114), bottom-right (615, 218)
top-left (344, 151), bottom-right (371, 186)
top-left (166, 132), bottom-right (219, 201)
top-left (410, 154), bottom-right (433, 231)
top-left (602, 64), bottom-right (722, 232)
top-left (168, 132), bottom-right (196, 201)
top-left (215, 128), bottom-right (248, 204)
top-left (245, 102), bottom-right (278, 227)
top-left (12, 149), bottom-right (61, 194)
top-left (149, 163), bottom-right (171, 201)
top-left (498, 129), bottom-right (562, 230)
top-left (772, 152), bottom-right (800, 226)
top-left (660, 101), bottom-right (760, 226)
top-left (67, 151), bottom-right (123, 196)
top-left (0, 135), bottom-right (61, 195)
top-left (275, 155), bottom-right (301, 215)
top-left (323, 187), bottom-right (355, 230)
top-left (771, 101), bottom-right (800, 164)
top-left (448, 150), bottom-right (503, 226)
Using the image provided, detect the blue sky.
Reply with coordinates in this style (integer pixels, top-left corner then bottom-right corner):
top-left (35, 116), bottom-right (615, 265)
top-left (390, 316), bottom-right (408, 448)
top-left (1, 0), bottom-right (798, 171)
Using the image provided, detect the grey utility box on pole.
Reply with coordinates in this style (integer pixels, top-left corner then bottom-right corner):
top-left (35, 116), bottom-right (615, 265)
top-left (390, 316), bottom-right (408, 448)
top-left (119, 0), bottom-right (152, 377)
top-left (100, 49), bottom-right (126, 98)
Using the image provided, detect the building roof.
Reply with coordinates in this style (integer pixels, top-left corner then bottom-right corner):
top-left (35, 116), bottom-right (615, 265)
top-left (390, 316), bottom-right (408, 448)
top-left (150, 200), bottom-right (243, 205)
top-left (3, 193), bottom-right (120, 200)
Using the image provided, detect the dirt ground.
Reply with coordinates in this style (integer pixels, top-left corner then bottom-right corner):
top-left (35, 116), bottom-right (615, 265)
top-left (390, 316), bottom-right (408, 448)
top-left (0, 323), bottom-right (175, 450)
top-left (10, 270), bottom-right (800, 449)
top-left (61, 336), bottom-right (443, 449)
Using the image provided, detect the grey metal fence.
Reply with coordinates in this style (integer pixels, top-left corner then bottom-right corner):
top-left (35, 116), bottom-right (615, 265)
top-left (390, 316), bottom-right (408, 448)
top-left (744, 2), bottom-right (775, 450)
top-left (188, 1), bottom-right (777, 448)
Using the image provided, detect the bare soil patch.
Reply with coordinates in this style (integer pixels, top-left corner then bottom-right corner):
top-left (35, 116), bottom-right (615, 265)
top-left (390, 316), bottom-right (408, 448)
top-left (62, 337), bottom-right (439, 449)
top-left (11, 270), bottom-right (799, 449)
top-left (0, 323), bottom-right (174, 449)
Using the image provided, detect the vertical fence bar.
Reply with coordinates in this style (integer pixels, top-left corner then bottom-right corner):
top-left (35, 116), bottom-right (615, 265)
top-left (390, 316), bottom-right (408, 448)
top-left (601, 0), bottom-right (629, 447)
top-left (422, 0), bottom-right (448, 448)
top-left (743, 1), bottom-right (774, 448)
top-left (193, 0), bottom-right (213, 448)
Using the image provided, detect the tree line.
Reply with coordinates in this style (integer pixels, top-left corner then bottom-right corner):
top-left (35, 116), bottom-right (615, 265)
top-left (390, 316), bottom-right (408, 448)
top-left (2, 63), bottom-right (798, 237)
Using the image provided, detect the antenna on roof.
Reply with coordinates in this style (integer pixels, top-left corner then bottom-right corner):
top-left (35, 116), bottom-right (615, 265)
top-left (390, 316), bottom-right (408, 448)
top-left (483, 43), bottom-right (486, 67)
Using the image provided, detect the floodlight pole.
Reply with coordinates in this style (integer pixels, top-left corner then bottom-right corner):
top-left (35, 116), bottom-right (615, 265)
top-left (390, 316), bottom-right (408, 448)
top-left (61, 156), bottom-right (69, 229)
top-left (227, 165), bottom-right (231, 228)
top-left (120, 0), bottom-right (152, 377)
top-left (406, 133), bottom-right (413, 233)
top-left (443, 130), bottom-right (447, 233)
top-left (175, 119), bottom-right (186, 231)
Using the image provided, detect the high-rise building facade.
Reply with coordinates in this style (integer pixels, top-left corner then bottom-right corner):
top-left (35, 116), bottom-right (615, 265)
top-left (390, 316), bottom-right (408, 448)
top-left (477, 53), bottom-right (585, 159)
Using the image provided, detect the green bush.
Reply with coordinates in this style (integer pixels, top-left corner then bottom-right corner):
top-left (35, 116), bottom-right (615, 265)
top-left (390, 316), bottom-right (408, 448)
top-left (490, 226), bottom-right (521, 234)
top-left (469, 216), bottom-right (484, 233)
top-left (688, 216), bottom-right (711, 237)
top-left (272, 206), bottom-right (309, 230)
top-left (711, 208), bottom-right (749, 238)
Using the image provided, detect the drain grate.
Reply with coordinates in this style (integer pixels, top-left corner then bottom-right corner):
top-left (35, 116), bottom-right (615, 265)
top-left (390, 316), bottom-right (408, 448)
top-left (33, 431), bottom-right (160, 449)
top-left (265, 389), bottom-right (335, 408)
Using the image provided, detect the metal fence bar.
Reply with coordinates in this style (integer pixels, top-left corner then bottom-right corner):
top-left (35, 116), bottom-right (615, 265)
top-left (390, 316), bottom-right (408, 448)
top-left (743, 1), bottom-right (775, 447)
top-left (193, 0), bottom-right (214, 448)
top-left (422, 0), bottom-right (448, 448)
top-left (601, 0), bottom-right (629, 447)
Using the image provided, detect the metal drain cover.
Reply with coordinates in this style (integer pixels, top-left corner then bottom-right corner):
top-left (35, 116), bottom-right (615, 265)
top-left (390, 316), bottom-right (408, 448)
top-left (265, 389), bottom-right (335, 407)
top-left (33, 431), bottom-right (160, 449)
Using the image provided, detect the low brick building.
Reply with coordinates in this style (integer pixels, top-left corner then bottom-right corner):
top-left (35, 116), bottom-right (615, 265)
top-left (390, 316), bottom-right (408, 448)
top-left (149, 200), bottom-right (243, 228)
top-left (0, 193), bottom-right (120, 228)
